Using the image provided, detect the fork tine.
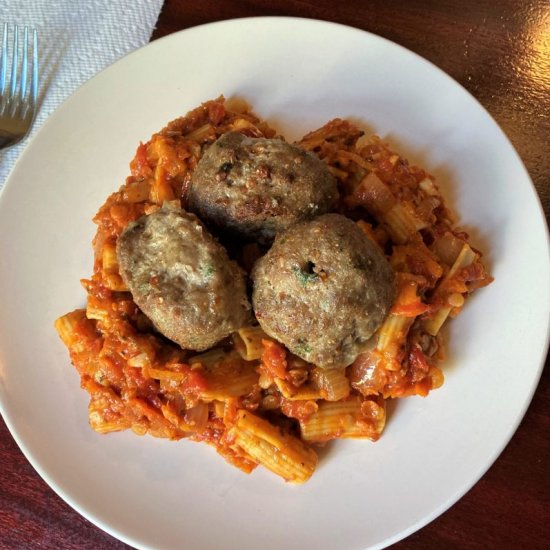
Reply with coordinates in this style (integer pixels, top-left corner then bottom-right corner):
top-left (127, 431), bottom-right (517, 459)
top-left (0, 24), bottom-right (39, 148)
top-left (0, 23), bottom-right (7, 95)
top-left (20, 27), bottom-right (28, 102)
top-left (9, 25), bottom-right (18, 98)
top-left (31, 28), bottom-right (38, 105)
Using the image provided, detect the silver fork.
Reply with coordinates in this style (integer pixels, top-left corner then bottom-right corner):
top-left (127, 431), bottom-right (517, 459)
top-left (0, 24), bottom-right (38, 149)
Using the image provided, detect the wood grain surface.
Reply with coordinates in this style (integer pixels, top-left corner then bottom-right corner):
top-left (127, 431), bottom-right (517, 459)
top-left (1, 1), bottom-right (548, 548)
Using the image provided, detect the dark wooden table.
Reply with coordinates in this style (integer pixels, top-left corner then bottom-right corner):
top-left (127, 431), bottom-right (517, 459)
top-left (1, 1), bottom-right (549, 548)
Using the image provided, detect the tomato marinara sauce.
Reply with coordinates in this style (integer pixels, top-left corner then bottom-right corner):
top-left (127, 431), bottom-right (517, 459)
top-left (55, 97), bottom-right (492, 483)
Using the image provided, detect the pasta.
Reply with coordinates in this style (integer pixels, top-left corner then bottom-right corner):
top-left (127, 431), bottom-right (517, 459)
top-left (55, 97), bottom-right (492, 483)
top-left (300, 396), bottom-right (385, 442)
top-left (228, 410), bottom-right (318, 483)
top-left (234, 326), bottom-right (268, 361)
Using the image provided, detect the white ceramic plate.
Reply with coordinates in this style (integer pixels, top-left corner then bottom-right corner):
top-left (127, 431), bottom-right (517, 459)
top-left (0, 17), bottom-right (548, 550)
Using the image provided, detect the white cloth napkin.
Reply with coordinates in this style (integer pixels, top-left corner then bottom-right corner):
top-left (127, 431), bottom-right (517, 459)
top-left (0, 0), bottom-right (164, 189)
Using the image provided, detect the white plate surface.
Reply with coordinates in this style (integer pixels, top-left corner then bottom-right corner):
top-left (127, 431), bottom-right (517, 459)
top-left (0, 17), bottom-right (549, 550)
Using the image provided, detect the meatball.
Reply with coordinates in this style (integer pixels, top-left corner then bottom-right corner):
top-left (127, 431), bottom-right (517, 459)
top-left (116, 203), bottom-right (251, 351)
top-left (188, 131), bottom-right (338, 243)
top-left (252, 214), bottom-right (395, 368)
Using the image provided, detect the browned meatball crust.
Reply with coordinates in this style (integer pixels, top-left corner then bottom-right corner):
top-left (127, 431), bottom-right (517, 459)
top-left (116, 203), bottom-right (251, 351)
top-left (188, 132), bottom-right (339, 243)
top-left (252, 214), bottom-right (395, 368)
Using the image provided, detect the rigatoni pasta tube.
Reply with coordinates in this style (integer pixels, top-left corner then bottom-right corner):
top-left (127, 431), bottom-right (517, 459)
top-left (310, 367), bottom-right (350, 401)
top-left (199, 357), bottom-right (259, 401)
top-left (274, 378), bottom-right (322, 401)
top-left (424, 243), bottom-right (477, 336)
top-left (229, 410), bottom-right (318, 484)
top-left (234, 325), bottom-right (268, 360)
top-left (383, 202), bottom-right (427, 244)
top-left (300, 396), bottom-right (385, 442)
top-left (55, 309), bottom-right (87, 350)
top-left (55, 309), bottom-right (100, 355)
top-left (376, 314), bottom-right (414, 371)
